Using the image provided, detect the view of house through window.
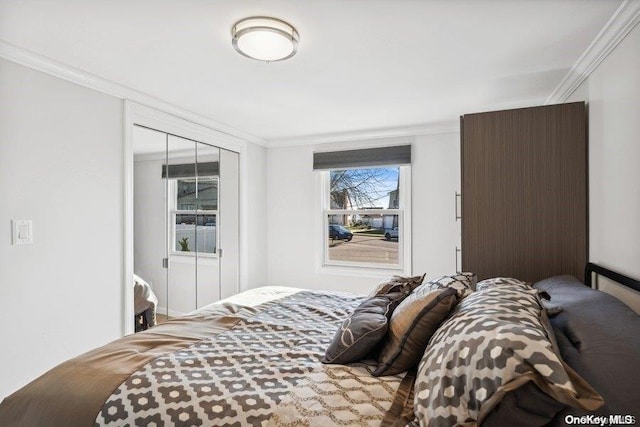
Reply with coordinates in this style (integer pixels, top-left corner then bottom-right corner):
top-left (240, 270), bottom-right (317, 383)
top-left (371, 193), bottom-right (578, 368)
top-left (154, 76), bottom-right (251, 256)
top-left (326, 167), bottom-right (401, 266)
top-left (172, 177), bottom-right (218, 254)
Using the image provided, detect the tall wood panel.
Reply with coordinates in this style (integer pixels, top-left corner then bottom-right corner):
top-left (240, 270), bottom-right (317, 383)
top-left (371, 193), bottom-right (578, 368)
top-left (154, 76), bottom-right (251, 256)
top-left (461, 102), bottom-right (587, 282)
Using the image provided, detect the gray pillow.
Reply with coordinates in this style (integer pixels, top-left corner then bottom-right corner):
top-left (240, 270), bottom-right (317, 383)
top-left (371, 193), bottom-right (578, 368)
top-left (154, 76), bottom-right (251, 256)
top-left (373, 287), bottom-right (458, 376)
top-left (323, 278), bottom-right (419, 365)
top-left (418, 272), bottom-right (476, 299)
top-left (368, 274), bottom-right (426, 297)
top-left (476, 276), bottom-right (530, 291)
top-left (322, 295), bottom-right (393, 364)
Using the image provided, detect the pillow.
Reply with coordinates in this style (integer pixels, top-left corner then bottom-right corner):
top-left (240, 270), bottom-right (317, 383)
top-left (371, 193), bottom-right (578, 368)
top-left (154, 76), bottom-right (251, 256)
top-left (373, 287), bottom-right (459, 376)
top-left (476, 276), bottom-right (530, 291)
top-left (413, 280), bottom-right (603, 426)
top-left (417, 272), bottom-right (476, 298)
top-left (368, 274), bottom-right (426, 297)
top-left (476, 277), bottom-right (565, 316)
top-left (323, 282), bottom-right (415, 365)
top-left (321, 296), bottom-right (389, 364)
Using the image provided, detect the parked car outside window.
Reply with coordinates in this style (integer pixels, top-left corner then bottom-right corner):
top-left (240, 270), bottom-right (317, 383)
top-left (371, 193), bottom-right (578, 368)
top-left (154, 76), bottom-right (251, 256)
top-left (329, 224), bottom-right (353, 241)
top-left (384, 227), bottom-right (399, 240)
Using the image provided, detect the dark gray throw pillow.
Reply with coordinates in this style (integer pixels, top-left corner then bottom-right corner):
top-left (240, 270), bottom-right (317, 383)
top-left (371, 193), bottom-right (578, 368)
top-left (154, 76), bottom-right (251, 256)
top-left (323, 275), bottom-right (425, 365)
top-left (322, 296), bottom-right (391, 364)
top-left (322, 283), bottom-right (416, 365)
top-left (368, 274), bottom-right (426, 297)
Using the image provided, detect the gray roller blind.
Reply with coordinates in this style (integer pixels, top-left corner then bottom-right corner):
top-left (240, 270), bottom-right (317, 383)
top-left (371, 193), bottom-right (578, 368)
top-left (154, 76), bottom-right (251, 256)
top-left (313, 145), bottom-right (411, 170)
top-left (162, 162), bottom-right (219, 178)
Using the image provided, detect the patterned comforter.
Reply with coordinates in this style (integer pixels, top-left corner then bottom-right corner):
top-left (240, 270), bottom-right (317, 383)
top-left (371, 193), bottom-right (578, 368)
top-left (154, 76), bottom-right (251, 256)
top-left (0, 287), bottom-right (408, 427)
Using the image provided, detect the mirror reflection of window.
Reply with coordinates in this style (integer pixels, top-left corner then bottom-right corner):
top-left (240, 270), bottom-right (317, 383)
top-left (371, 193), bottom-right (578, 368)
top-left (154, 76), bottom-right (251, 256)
top-left (173, 177), bottom-right (218, 255)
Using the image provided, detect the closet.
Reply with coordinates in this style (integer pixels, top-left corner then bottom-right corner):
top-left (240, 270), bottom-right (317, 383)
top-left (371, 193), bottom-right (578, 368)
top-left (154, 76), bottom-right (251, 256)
top-left (133, 125), bottom-right (239, 318)
top-left (460, 102), bottom-right (587, 282)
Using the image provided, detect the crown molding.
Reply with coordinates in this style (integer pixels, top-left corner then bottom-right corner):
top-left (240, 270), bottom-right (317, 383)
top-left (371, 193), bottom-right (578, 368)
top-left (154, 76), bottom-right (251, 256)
top-left (0, 38), bottom-right (456, 149)
top-left (267, 121), bottom-right (459, 148)
top-left (127, 101), bottom-right (247, 153)
top-left (546, 0), bottom-right (640, 104)
top-left (0, 39), bottom-right (267, 147)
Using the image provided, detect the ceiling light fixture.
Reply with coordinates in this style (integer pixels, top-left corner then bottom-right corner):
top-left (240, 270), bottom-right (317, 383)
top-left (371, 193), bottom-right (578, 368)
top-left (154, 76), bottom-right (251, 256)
top-left (231, 16), bottom-right (299, 62)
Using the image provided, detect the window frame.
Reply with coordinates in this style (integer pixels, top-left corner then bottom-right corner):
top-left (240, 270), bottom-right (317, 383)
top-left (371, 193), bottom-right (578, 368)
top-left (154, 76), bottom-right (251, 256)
top-left (319, 165), bottom-right (412, 275)
top-left (169, 176), bottom-right (219, 258)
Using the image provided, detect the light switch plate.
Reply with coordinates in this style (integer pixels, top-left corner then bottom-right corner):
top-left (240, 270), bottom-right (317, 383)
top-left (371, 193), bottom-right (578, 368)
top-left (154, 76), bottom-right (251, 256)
top-left (12, 219), bottom-right (33, 245)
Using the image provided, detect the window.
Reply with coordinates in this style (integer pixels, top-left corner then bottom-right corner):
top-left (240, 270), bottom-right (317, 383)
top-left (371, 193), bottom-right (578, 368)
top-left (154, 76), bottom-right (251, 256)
top-left (323, 166), bottom-right (407, 269)
top-left (314, 144), bottom-right (412, 272)
top-left (170, 177), bottom-right (218, 256)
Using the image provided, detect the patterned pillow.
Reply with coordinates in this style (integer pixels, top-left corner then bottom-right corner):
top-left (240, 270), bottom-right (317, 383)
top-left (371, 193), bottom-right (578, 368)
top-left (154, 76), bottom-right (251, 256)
top-left (476, 276), bottom-right (530, 291)
top-left (373, 287), bottom-right (459, 376)
top-left (368, 274), bottom-right (426, 297)
top-left (417, 272), bottom-right (476, 298)
top-left (413, 281), bottom-right (603, 426)
top-left (323, 284), bottom-right (414, 365)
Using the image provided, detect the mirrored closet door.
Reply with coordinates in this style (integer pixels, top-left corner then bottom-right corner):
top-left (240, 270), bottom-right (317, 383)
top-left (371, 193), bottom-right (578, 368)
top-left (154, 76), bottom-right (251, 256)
top-left (133, 125), bottom-right (239, 320)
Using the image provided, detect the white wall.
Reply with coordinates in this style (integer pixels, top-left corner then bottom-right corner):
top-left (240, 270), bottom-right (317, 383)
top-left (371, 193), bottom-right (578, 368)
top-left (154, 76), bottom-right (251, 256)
top-left (265, 134), bottom-right (460, 294)
top-left (242, 142), bottom-right (268, 290)
top-left (0, 58), bottom-right (124, 398)
top-left (411, 133), bottom-right (461, 277)
top-left (567, 22), bottom-right (640, 312)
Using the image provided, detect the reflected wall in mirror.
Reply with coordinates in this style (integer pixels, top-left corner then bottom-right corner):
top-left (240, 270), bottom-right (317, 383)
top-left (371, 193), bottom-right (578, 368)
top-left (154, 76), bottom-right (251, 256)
top-left (133, 125), bottom-right (232, 325)
top-left (133, 125), bottom-right (168, 322)
top-left (165, 134), bottom-right (199, 319)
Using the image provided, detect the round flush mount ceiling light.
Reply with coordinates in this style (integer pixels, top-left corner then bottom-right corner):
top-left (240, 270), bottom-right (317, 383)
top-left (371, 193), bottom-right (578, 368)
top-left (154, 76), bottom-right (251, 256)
top-left (231, 16), bottom-right (299, 62)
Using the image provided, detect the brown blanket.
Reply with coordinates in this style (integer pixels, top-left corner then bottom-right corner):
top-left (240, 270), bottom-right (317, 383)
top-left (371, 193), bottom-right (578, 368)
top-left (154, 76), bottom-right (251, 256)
top-left (0, 287), bottom-right (412, 426)
top-left (0, 302), bottom-right (250, 427)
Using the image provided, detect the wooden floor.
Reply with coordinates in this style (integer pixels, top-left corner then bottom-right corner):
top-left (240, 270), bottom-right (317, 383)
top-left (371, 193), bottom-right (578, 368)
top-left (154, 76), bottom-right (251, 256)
top-left (156, 314), bottom-right (169, 324)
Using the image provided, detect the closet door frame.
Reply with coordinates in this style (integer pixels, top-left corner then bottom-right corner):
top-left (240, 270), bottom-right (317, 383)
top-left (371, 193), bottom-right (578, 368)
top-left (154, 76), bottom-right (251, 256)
top-left (124, 101), bottom-right (245, 335)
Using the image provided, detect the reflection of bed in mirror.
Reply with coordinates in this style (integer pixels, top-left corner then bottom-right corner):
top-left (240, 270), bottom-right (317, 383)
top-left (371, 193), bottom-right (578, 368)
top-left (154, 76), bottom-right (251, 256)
top-left (133, 274), bottom-right (157, 332)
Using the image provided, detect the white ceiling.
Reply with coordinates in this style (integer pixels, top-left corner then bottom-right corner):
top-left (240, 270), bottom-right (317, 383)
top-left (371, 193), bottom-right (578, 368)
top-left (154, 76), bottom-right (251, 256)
top-left (0, 0), bottom-right (623, 144)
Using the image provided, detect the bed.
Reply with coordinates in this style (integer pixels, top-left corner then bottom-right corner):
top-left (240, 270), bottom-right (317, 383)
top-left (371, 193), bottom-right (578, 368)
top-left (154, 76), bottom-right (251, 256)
top-left (0, 265), bottom-right (638, 426)
top-left (534, 264), bottom-right (640, 426)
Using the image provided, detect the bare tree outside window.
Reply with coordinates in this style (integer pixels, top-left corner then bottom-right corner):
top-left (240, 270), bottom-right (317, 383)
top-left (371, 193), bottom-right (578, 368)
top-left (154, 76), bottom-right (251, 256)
top-left (330, 168), bottom-right (399, 210)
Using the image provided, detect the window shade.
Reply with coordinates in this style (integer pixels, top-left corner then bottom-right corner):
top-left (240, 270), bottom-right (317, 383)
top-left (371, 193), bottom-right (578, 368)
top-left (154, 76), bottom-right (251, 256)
top-left (161, 162), bottom-right (219, 178)
top-left (313, 145), bottom-right (411, 170)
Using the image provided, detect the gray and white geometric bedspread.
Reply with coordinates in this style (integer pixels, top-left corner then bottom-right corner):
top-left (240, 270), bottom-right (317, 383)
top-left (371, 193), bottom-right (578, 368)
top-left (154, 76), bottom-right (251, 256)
top-left (95, 289), bottom-right (405, 426)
